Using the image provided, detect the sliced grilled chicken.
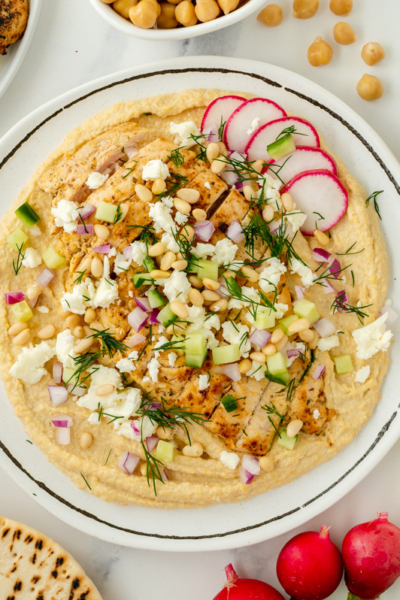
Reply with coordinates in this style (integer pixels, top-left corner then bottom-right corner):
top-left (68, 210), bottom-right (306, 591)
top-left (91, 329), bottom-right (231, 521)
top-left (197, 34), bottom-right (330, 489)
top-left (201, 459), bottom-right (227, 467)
top-left (285, 366), bottom-right (329, 434)
top-left (0, 0), bottom-right (28, 55)
top-left (175, 363), bottom-right (231, 419)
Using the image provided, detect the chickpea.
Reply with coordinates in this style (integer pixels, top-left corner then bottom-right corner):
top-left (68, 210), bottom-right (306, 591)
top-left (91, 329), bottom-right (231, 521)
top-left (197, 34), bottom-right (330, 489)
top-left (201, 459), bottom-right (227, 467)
top-left (333, 22), bottom-right (357, 45)
top-left (293, 0), bottom-right (319, 20)
top-left (113, 0), bottom-right (138, 18)
top-left (176, 1), bottom-right (198, 26)
top-left (357, 74), bottom-right (383, 101)
top-left (157, 2), bottom-right (178, 26)
top-left (146, 0), bottom-right (161, 15)
top-left (129, 1), bottom-right (158, 27)
top-left (195, 0), bottom-right (220, 22)
top-left (257, 4), bottom-right (282, 27)
top-left (329, 0), bottom-right (352, 16)
top-left (100, 0), bottom-right (114, 3)
top-left (308, 37), bottom-right (333, 67)
top-left (361, 42), bottom-right (385, 67)
top-left (218, 0), bottom-right (239, 15)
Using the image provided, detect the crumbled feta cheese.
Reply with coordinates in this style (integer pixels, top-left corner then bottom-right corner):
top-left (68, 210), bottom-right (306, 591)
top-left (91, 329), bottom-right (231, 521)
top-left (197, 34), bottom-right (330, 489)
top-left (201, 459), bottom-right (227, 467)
top-left (142, 159), bottom-right (169, 181)
top-left (259, 173), bottom-right (282, 210)
top-left (274, 303), bottom-right (289, 319)
top-left (247, 117), bottom-right (260, 136)
top-left (51, 199), bottom-right (79, 234)
top-left (60, 280), bottom-right (96, 315)
top-left (161, 232), bottom-right (179, 253)
top-left (191, 243), bottom-right (215, 258)
top-left (55, 329), bottom-right (76, 369)
top-left (170, 121), bottom-right (200, 148)
top-left (162, 195), bottom-right (174, 209)
top-left (352, 313), bottom-right (393, 360)
top-left (259, 257), bottom-right (287, 294)
top-left (86, 172), bottom-right (109, 190)
top-left (154, 336), bottom-right (169, 358)
top-left (186, 305), bottom-right (220, 350)
top-left (317, 335), bottom-right (340, 352)
top-left (289, 257), bottom-right (316, 288)
top-left (286, 342), bottom-right (306, 366)
top-left (22, 247), bottom-right (42, 268)
top-left (355, 365), bottom-right (371, 383)
top-left (93, 257), bottom-right (119, 308)
top-left (10, 342), bottom-right (56, 384)
top-left (114, 252), bottom-right (130, 275)
top-left (313, 409), bottom-right (321, 419)
top-left (130, 241), bottom-right (147, 266)
top-left (222, 321), bottom-right (251, 357)
top-left (204, 182), bottom-right (212, 190)
top-left (116, 350), bottom-right (138, 373)
top-left (139, 415), bottom-right (158, 439)
top-left (88, 413), bottom-right (101, 425)
top-left (168, 352), bottom-right (178, 367)
top-left (245, 360), bottom-right (266, 381)
top-left (108, 247), bottom-right (117, 257)
top-left (198, 374), bottom-right (209, 391)
top-left (212, 238), bottom-right (238, 266)
top-left (147, 357), bottom-right (161, 382)
top-left (228, 286), bottom-right (262, 311)
top-left (220, 451), bottom-right (240, 470)
top-left (284, 207), bottom-right (307, 233)
top-left (128, 290), bottom-right (134, 298)
top-left (36, 306), bottom-right (49, 313)
top-left (175, 211), bottom-right (188, 226)
top-left (163, 270), bottom-right (191, 303)
top-left (149, 199), bottom-right (176, 234)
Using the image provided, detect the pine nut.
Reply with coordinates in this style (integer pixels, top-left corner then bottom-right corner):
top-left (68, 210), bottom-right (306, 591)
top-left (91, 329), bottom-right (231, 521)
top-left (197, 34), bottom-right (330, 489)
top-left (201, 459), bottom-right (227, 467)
top-left (91, 257), bottom-right (103, 278)
top-left (189, 275), bottom-right (203, 288)
top-left (172, 259), bottom-right (188, 271)
top-left (160, 251), bottom-right (176, 271)
top-left (182, 442), bottom-right (203, 457)
top-left (218, 142), bottom-right (228, 155)
top-left (149, 242), bottom-right (165, 257)
top-left (180, 225), bottom-right (194, 241)
top-left (89, 320), bottom-right (102, 332)
top-left (308, 330), bottom-right (319, 350)
top-left (243, 185), bottom-right (254, 201)
top-left (140, 463), bottom-right (148, 477)
top-left (170, 301), bottom-right (188, 319)
top-left (166, 322), bottom-right (186, 335)
top-left (174, 198), bottom-right (191, 214)
top-left (192, 208), bottom-right (207, 221)
top-left (150, 269), bottom-right (171, 279)
top-left (176, 188), bottom-right (200, 204)
top-left (84, 325), bottom-right (94, 337)
top-left (94, 224), bottom-right (110, 240)
top-left (57, 307), bottom-right (72, 319)
top-left (275, 334), bottom-right (288, 351)
top-left (9, 322), bottom-right (28, 337)
top-left (156, 426), bottom-right (173, 440)
top-left (79, 256), bottom-right (92, 273)
top-left (271, 329), bottom-right (284, 345)
top-left (206, 142), bottom-right (220, 162)
top-left (13, 329), bottom-right (30, 345)
top-left (152, 178), bottom-right (166, 195)
top-left (288, 318), bottom-right (310, 334)
top-left (287, 419), bottom-right (303, 438)
top-left (211, 158), bottom-right (226, 174)
top-left (84, 308), bottom-right (96, 324)
top-left (73, 325), bottom-right (85, 339)
top-left (37, 324), bottom-right (56, 340)
top-left (203, 278), bottom-right (220, 291)
top-left (118, 203), bottom-right (129, 221)
top-left (262, 205), bottom-right (274, 222)
top-left (190, 288), bottom-right (204, 307)
top-left (74, 337), bottom-right (94, 354)
top-left (80, 432), bottom-right (93, 449)
top-left (252, 159), bottom-right (264, 174)
top-left (299, 328), bottom-right (314, 342)
top-left (281, 192), bottom-right (294, 212)
top-left (202, 290), bottom-right (220, 302)
top-left (96, 383), bottom-right (116, 397)
top-left (241, 266), bottom-right (259, 283)
top-left (239, 358), bottom-right (252, 373)
top-left (223, 270), bottom-right (236, 279)
top-left (262, 343), bottom-right (276, 356)
top-left (26, 283), bottom-right (41, 300)
top-left (314, 229), bottom-right (330, 246)
top-left (66, 314), bottom-right (81, 329)
top-left (259, 456), bottom-right (274, 472)
top-left (250, 351), bottom-right (266, 363)
top-left (135, 184), bottom-right (153, 202)
top-left (210, 298), bottom-right (228, 312)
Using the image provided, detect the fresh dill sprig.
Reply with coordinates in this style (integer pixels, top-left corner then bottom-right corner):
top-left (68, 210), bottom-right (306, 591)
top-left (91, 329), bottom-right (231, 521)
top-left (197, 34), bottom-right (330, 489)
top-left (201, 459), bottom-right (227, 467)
top-left (331, 292), bottom-right (372, 324)
top-left (78, 214), bottom-right (88, 234)
top-left (105, 449), bottom-right (112, 465)
top-left (366, 190), bottom-right (383, 220)
top-left (153, 338), bottom-right (186, 352)
top-left (89, 327), bottom-right (130, 358)
top-left (113, 203), bottom-right (123, 224)
top-left (336, 242), bottom-right (365, 256)
top-left (122, 162), bottom-right (137, 179)
top-left (275, 125), bottom-right (308, 141)
top-left (298, 349), bottom-right (315, 384)
top-left (80, 472), bottom-right (92, 490)
top-left (127, 224), bottom-right (157, 246)
top-left (218, 118), bottom-right (227, 142)
top-left (168, 147), bottom-right (185, 168)
top-left (262, 402), bottom-right (284, 438)
top-left (189, 133), bottom-right (207, 162)
top-left (73, 269), bottom-right (88, 284)
top-left (313, 261), bottom-right (352, 285)
top-left (12, 242), bottom-right (26, 276)
top-left (157, 173), bottom-right (189, 200)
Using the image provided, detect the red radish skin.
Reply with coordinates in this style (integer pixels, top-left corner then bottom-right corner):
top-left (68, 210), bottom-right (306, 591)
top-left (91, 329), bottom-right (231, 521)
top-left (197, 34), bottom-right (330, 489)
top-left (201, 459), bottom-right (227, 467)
top-left (277, 526), bottom-right (343, 600)
top-left (214, 564), bottom-right (285, 600)
top-left (201, 96), bottom-right (245, 141)
top-left (281, 169), bottom-right (348, 235)
top-left (342, 512), bottom-right (400, 599)
top-left (224, 98), bottom-right (287, 152)
top-left (246, 116), bottom-right (320, 162)
top-left (267, 146), bottom-right (337, 185)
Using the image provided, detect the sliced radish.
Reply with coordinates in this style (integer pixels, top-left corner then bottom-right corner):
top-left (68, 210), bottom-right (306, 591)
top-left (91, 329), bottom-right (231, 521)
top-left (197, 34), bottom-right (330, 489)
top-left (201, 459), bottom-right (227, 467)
top-left (224, 98), bottom-right (286, 152)
top-left (246, 117), bottom-right (320, 162)
top-left (281, 170), bottom-right (348, 235)
top-left (266, 146), bottom-right (337, 185)
top-left (201, 96), bottom-right (245, 141)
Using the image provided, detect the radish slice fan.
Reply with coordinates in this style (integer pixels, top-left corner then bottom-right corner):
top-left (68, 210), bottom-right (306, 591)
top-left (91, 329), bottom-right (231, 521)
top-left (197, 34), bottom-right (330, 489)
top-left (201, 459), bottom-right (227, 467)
top-left (201, 95), bottom-right (245, 141)
top-left (48, 385), bottom-right (68, 406)
top-left (118, 451), bottom-right (140, 475)
top-left (268, 147), bottom-right (337, 186)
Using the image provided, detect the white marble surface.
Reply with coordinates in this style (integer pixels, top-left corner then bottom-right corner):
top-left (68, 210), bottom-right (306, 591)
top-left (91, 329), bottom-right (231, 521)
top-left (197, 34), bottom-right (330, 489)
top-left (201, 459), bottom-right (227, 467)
top-left (1, 0), bottom-right (400, 598)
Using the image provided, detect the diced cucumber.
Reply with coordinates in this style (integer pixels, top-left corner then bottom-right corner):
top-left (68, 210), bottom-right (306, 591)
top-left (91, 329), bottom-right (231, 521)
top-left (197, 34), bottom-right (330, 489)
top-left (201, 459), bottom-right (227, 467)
top-left (143, 255), bottom-right (156, 273)
top-left (254, 308), bottom-right (276, 330)
top-left (212, 344), bottom-right (240, 365)
top-left (7, 228), bottom-right (28, 251)
top-left (267, 352), bottom-right (288, 377)
top-left (267, 133), bottom-right (296, 161)
top-left (334, 354), bottom-right (354, 374)
top-left (156, 440), bottom-right (174, 463)
top-left (278, 315), bottom-right (299, 336)
top-left (42, 247), bottom-right (68, 269)
top-left (12, 300), bottom-right (33, 322)
top-left (158, 303), bottom-right (177, 327)
top-left (63, 367), bottom-right (80, 386)
top-left (147, 289), bottom-right (166, 309)
top-left (196, 259), bottom-right (219, 281)
top-left (277, 429), bottom-right (298, 451)
top-left (15, 202), bottom-right (40, 228)
top-left (133, 272), bottom-right (153, 288)
top-left (171, 334), bottom-right (185, 356)
top-left (221, 394), bottom-right (238, 413)
top-left (185, 349), bottom-right (207, 369)
top-left (95, 201), bottom-right (117, 223)
top-left (293, 299), bottom-right (320, 326)
top-left (186, 259), bottom-right (199, 273)
top-left (185, 332), bottom-right (206, 356)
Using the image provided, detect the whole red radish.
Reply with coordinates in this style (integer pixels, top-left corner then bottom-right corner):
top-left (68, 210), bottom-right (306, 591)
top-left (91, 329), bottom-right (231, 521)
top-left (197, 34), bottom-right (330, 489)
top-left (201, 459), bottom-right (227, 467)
top-left (342, 512), bottom-right (400, 599)
top-left (213, 564), bottom-right (285, 600)
top-left (276, 525), bottom-right (343, 600)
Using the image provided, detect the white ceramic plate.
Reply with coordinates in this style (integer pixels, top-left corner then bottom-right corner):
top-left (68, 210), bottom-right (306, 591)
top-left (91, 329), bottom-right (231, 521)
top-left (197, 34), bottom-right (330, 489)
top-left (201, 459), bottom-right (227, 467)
top-left (0, 0), bottom-right (42, 101)
top-left (0, 56), bottom-right (399, 552)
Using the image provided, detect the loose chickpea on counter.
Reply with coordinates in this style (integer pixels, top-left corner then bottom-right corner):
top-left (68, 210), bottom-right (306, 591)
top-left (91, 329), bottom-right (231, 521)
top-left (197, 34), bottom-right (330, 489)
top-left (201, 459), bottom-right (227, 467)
top-left (257, 3), bottom-right (282, 26)
top-left (361, 42), bottom-right (385, 66)
top-left (333, 22), bottom-right (357, 45)
top-left (293, 0), bottom-right (319, 20)
top-left (329, 0), bottom-right (352, 16)
top-left (308, 36), bottom-right (333, 67)
top-left (357, 74), bottom-right (384, 101)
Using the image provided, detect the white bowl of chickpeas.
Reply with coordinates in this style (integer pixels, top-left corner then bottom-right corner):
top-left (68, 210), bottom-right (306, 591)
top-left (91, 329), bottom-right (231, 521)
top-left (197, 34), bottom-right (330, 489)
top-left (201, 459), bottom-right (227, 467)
top-left (89, 0), bottom-right (267, 40)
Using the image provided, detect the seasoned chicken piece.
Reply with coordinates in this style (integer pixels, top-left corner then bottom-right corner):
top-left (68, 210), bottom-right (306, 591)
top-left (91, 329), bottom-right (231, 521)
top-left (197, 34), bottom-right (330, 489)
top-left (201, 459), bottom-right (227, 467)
top-left (185, 169), bottom-right (228, 213)
top-left (285, 367), bottom-right (329, 434)
top-left (175, 362), bottom-right (232, 419)
top-left (139, 353), bottom-right (193, 404)
top-left (0, 0), bottom-right (28, 55)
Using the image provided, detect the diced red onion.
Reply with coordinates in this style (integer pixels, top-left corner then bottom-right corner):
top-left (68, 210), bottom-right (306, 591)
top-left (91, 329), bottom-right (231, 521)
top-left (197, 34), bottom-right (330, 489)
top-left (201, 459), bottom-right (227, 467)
top-left (36, 268), bottom-right (55, 287)
top-left (329, 258), bottom-right (342, 278)
top-left (312, 248), bottom-right (331, 263)
top-left (66, 384), bottom-right (87, 397)
top-left (268, 220), bottom-right (280, 235)
top-left (126, 332), bottom-right (147, 348)
top-left (335, 290), bottom-right (348, 312)
top-left (161, 469), bottom-right (169, 482)
top-left (27, 296), bottom-right (39, 309)
top-left (149, 309), bottom-right (160, 325)
top-left (48, 385), bottom-right (68, 406)
top-left (51, 415), bottom-right (73, 428)
top-left (78, 203), bottom-right (96, 220)
top-left (149, 402), bottom-right (162, 411)
top-left (294, 286), bottom-right (305, 301)
top-left (52, 361), bottom-right (63, 384)
top-left (242, 454), bottom-right (260, 475)
top-left (239, 466), bottom-right (254, 485)
top-left (236, 180), bottom-right (244, 190)
top-left (287, 348), bottom-right (302, 359)
top-left (320, 278), bottom-right (335, 294)
top-left (194, 220), bottom-right (215, 242)
top-left (312, 364), bottom-right (326, 380)
top-left (313, 317), bottom-right (336, 338)
top-left (221, 363), bottom-right (241, 382)
top-left (226, 220), bottom-right (245, 243)
top-left (146, 436), bottom-right (159, 452)
top-left (128, 306), bottom-right (149, 332)
top-left (203, 127), bottom-right (216, 142)
top-left (216, 278), bottom-right (231, 298)
top-left (30, 224), bottom-right (42, 237)
top-left (221, 170), bottom-right (239, 186)
top-left (118, 451), bottom-right (140, 475)
top-left (380, 305), bottom-right (399, 323)
top-left (77, 224), bottom-right (94, 235)
top-left (123, 245), bottom-right (133, 260)
top-left (56, 428), bottom-right (70, 445)
top-left (130, 420), bottom-right (141, 436)
top-left (5, 291), bottom-right (25, 305)
top-left (250, 329), bottom-right (271, 348)
top-left (93, 243), bottom-right (111, 254)
top-left (135, 297), bottom-right (151, 312)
